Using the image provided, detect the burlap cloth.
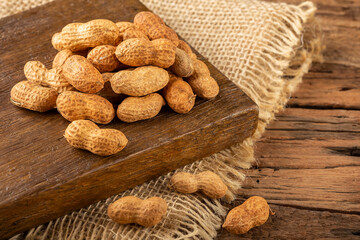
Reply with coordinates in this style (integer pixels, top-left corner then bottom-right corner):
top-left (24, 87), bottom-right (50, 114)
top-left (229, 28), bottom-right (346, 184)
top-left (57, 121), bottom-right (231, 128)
top-left (2, 0), bottom-right (322, 239)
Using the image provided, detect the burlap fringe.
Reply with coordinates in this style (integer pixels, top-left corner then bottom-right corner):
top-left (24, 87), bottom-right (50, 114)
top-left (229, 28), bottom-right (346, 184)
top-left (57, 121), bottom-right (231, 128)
top-left (6, 0), bottom-right (323, 239)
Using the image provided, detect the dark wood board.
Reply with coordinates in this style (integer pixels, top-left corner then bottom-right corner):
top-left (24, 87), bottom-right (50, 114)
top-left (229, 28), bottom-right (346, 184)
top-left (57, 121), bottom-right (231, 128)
top-left (0, 0), bottom-right (258, 238)
top-left (217, 0), bottom-right (360, 239)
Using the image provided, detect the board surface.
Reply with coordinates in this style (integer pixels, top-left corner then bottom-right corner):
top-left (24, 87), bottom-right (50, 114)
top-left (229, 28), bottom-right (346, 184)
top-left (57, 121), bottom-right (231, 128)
top-left (0, 0), bottom-right (258, 238)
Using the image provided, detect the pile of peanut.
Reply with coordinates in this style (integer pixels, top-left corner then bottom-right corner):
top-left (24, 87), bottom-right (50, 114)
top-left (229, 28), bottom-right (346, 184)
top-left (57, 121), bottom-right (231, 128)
top-left (10, 12), bottom-right (272, 235)
top-left (10, 12), bottom-right (219, 156)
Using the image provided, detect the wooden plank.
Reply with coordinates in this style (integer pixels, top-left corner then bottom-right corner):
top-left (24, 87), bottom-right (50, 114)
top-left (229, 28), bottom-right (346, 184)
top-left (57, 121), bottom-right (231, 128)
top-left (0, 0), bottom-right (258, 238)
top-left (217, 203), bottom-right (360, 240)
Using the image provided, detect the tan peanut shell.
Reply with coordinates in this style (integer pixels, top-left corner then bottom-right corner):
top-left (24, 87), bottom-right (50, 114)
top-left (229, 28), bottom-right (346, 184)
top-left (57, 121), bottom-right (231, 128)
top-left (110, 66), bottom-right (169, 96)
top-left (117, 93), bottom-right (165, 122)
top-left (98, 73), bottom-right (125, 104)
top-left (57, 91), bottom-right (115, 124)
top-left (52, 19), bottom-right (120, 51)
top-left (170, 48), bottom-right (194, 77)
top-left (134, 11), bottom-right (179, 46)
top-left (10, 81), bottom-right (58, 112)
top-left (62, 55), bottom-right (104, 93)
top-left (169, 171), bottom-right (227, 199)
top-left (163, 73), bottom-right (195, 114)
top-left (116, 21), bottom-right (135, 41)
top-left (177, 40), bottom-right (194, 57)
top-left (53, 49), bottom-right (73, 68)
top-left (187, 59), bottom-right (219, 99)
top-left (115, 38), bottom-right (176, 68)
top-left (65, 120), bottom-right (128, 156)
top-left (123, 29), bottom-right (149, 41)
top-left (222, 196), bottom-right (273, 235)
top-left (101, 72), bottom-right (115, 82)
top-left (108, 196), bottom-right (167, 227)
top-left (87, 45), bottom-right (121, 72)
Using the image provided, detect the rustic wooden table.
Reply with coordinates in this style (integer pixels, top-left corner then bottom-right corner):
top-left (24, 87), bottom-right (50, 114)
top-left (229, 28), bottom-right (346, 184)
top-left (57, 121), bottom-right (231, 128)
top-left (217, 0), bottom-right (360, 239)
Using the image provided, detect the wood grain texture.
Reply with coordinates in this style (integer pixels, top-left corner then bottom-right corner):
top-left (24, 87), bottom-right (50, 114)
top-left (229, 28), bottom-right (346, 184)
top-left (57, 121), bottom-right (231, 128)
top-left (218, 0), bottom-right (360, 238)
top-left (0, 0), bottom-right (258, 238)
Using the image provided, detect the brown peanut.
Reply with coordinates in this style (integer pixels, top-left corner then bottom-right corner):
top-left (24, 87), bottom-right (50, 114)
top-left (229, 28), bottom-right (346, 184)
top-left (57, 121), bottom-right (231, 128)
top-left (10, 81), bottom-right (58, 112)
top-left (169, 171), bottom-right (227, 199)
top-left (108, 196), bottom-right (167, 227)
top-left (178, 40), bottom-right (197, 59)
top-left (52, 19), bottom-right (120, 51)
top-left (116, 21), bottom-right (135, 41)
top-left (169, 48), bottom-right (194, 77)
top-left (187, 59), bottom-right (219, 99)
top-left (110, 66), bottom-right (169, 96)
top-left (134, 11), bottom-right (179, 46)
top-left (53, 49), bottom-right (73, 68)
top-left (222, 196), bottom-right (274, 235)
top-left (98, 73), bottom-right (125, 104)
top-left (87, 45), bottom-right (121, 72)
top-left (62, 55), bottom-right (104, 93)
top-left (57, 91), bottom-right (115, 124)
top-left (123, 29), bottom-right (148, 41)
top-left (115, 38), bottom-right (176, 68)
top-left (65, 120), bottom-right (128, 156)
top-left (24, 61), bottom-right (74, 93)
top-left (117, 93), bottom-right (165, 122)
top-left (163, 72), bottom-right (195, 114)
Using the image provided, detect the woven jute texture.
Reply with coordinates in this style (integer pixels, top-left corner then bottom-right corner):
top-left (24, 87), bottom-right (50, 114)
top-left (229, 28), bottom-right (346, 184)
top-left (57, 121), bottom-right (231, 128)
top-left (2, 0), bottom-right (322, 239)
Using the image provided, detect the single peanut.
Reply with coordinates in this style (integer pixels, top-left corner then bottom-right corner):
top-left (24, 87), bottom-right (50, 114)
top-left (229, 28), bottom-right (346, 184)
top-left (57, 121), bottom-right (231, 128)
top-left (117, 93), bottom-right (165, 123)
top-left (10, 81), bottom-right (58, 112)
top-left (110, 66), bottom-right (169, 96)
top-left (62, 55), bottom-right (104, 93)
top-left (123, 29), bottom-right (148, 41)
top-left (187, 59), bottom-right (219, 99)
top-left (177, 40), bottom-right (197, 60)
top-left (163, 72), bottom-right (195, 114)
top-left (52, 19), bottom-right (120, 51)
top-left (134, 11), bottom-right (179, 46)
top-left (107, 196), bottom-right (167, 227)
top-left (116, 21), bottom-right (135, 41)
top-left (115, 38), bottom-right (176, 68)
top-left (24, 61), bottom-right (74, 93)
top-left (101, 72), bottom-right (115, 83)
top-left (87, 45), bottom-right (121, 72)
top-left (57, 91), bottom-right (115, 124)
top-left (53, 49), bottom-right (73, 68)
top-left (65, 120), bottom-right (128, 156)
top-left (169, 48), bottom-right (194, 77)
top-left (169, 171), bottom-right (227, 199)
top-left (222, 196), bottom-right (274, 235)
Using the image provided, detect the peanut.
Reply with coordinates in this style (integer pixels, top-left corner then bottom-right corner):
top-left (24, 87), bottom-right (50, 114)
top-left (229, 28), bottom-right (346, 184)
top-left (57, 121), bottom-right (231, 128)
top-left (222, 196), bottom-right (274, 235)
top-left (101, 72), bottom-right (115, 83)
top-left (87, 45), bottom-right (121, 72)
top-left (24, 61), bottom-right (74, 93)
top-left (163, 72), bottom-right (195, 114)
top-left (169, 48), bottom-right (194, 77)
top-left (52, 19), bottom-right (120, 51)
top-left (65, 120), bottom-right (128, 156)
top-left (123, 29), bottom-right (148, 41)
top-left (110, 66), bottom-right (169, 96)
top-left (169, 171), bottom-right (227, 199)
top-left (134, 11), bottom-right (179, 46)
top-left (116, 21), bottom-right (135, 41)
top-left (10, 81), bottom-right (58, 112)
top-left (115, 38), bottom-right (176, 68)
top-left (98, 73), bottom-right (125, 104)
top-left (62, 55), bottom-right (104, 93)
top-left (177, 40), bottom-right (197, 60)
top-left (57, 91), bottom-right (115, 124)
top-left (187, 59), bottom-right (219, 99)
top-left (107, 196), bottom-right (167, 227)
top-left (53, 49), bottom-right (73, 68)
top-left (117, 93), bottom-right (165, 122)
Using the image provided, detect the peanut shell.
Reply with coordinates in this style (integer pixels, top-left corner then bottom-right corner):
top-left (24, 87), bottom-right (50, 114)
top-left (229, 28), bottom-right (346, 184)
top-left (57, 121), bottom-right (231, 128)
top-left (87, 45), bottom-right (121, 72)
top-left (169, 48), bottom-right (194, 77)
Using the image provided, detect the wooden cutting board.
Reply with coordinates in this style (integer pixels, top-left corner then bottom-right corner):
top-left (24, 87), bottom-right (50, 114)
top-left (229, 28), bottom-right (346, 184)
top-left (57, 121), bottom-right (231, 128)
top-left (0, 0), bottom-right (258, 238)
